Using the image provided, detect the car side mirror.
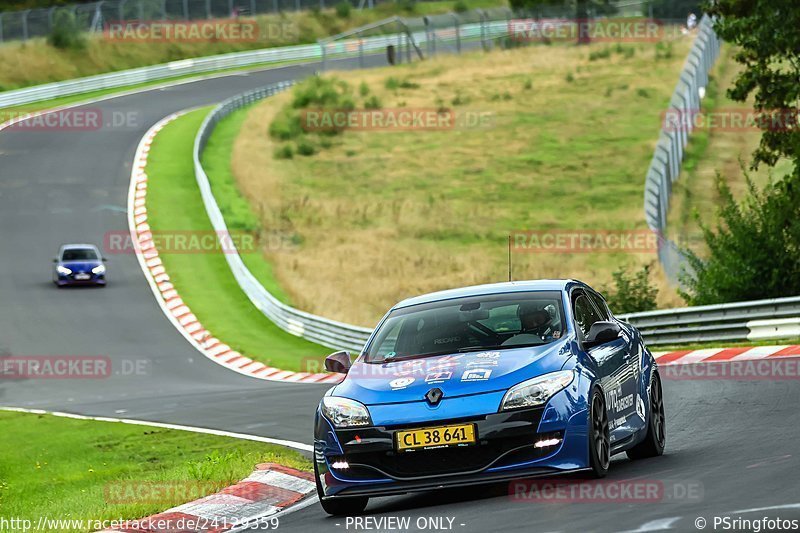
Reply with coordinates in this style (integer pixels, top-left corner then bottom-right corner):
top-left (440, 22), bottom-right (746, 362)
top-left (324, 351), bottom-right (352, 374)
top-left (102, 257), bottom-right (108, 262)
top-left (53, 258), bottom-right (58, 263)
top-left (584, 321), bottom-right (621, 349)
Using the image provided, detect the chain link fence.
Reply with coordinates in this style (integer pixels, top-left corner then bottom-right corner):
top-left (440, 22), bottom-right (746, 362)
top-left (0, 0), bottom-right (429, 43)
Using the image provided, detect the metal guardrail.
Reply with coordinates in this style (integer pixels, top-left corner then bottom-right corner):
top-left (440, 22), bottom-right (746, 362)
top-left (0, 15), bottom-right (509, 109)
top-left (193, 81), bottom-right (374, 352)
top-left (643, 14), bottom-right (722, 284)
top-left (620, 296), bottom-right (800, 346)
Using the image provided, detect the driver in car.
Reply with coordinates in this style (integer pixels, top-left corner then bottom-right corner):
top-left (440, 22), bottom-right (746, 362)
top-left (502, 302), bottom-right (560, 346)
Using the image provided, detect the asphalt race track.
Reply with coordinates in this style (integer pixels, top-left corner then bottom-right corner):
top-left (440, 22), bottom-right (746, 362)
top-left (1, 56), bottom-right (799, 532)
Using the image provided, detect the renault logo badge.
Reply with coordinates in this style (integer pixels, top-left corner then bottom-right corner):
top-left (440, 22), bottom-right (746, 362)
top-left (425, 388), bottom-right (443, 405)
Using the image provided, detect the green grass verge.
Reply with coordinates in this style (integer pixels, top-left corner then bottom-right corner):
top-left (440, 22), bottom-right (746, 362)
top-left (201, 107), bottom-right (293, 305)
top-left (145, 108), bottom-right (329, 371)
top-left (0, 410), bottom-right (310, 531)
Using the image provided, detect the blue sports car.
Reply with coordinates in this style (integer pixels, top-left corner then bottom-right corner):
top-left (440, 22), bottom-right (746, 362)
top-left (314, 279), bottom-right (665, 515)
top-left (53, 244), bottom-right (107, 287)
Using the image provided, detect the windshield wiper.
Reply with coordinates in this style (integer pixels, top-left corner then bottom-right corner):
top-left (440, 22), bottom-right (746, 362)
top-left (381, 350), bottom-right (456, 364)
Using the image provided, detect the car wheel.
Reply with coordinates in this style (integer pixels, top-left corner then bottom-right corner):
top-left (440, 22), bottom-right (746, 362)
top-left (627, 372), bottom-right (666, 460)
top-left (314, 460), bottom-right (368, 516)
top-left (588, 388), bottom-right (610, 478)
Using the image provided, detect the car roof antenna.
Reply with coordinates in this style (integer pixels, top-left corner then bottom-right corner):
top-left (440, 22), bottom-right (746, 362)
top-left (507, 234), bottom-right (513, 282)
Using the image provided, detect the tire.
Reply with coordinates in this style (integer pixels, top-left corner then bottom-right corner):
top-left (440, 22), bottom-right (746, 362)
top-left (588, 388), bottom-right (610, 478)
top-left (627, 371), bottom-right (666, 460)
top-left (314, 460), bottom-right (369, 516)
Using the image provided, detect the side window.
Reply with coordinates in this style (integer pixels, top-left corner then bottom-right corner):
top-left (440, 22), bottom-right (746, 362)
top-left (573, 293), bottom-right (603, 339)
top-left (588, 291), bottom-right (611, 321)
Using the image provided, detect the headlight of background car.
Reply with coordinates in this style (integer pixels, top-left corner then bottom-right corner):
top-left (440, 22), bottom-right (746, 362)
top-left (500, 370), bottom-right (575, 411)
top-left (92, 265), bottom-right (106, 274)
top-left (56, 265), bottom-right (72, 275)
top-left (321, 397), bottom-right (372, 428)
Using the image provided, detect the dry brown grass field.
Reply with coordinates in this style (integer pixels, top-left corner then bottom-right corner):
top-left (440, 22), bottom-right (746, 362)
top-left (230, 35), bottom-right (696, 327)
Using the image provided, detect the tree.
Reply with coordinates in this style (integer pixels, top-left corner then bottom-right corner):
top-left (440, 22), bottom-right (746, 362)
top-left (604, 264), bottom-right (659, 314)
top-left (679, 171), bottom-right (800, 305)
top-left (679, 1), bottom-right (800, 304)
top-left (706, 0), bottom-right (800, 171)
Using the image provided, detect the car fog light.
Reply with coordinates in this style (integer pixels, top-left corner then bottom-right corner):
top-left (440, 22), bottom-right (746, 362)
top-left (534, 438), bottom-right (562, 448)
top-left (330, 458), bottom-right (349, 470)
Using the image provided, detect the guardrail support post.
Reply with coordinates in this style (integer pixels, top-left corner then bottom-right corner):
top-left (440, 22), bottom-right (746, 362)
top-left (206, 0), bottom-right (211, 19)
top-left (452, 13), bottom-right (461, 53)
top-left (182, 0), bottom-right (189, 19)
top-left (21, 10), bottom-right (30, 41)
top-left (358, 30), bottom-right (364, 68)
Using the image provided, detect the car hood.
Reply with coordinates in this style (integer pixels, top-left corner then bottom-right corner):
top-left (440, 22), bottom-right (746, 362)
top-left (334, 340), bottom-right (572, 406)
top-left (60, 260), bottom-right (101, 271)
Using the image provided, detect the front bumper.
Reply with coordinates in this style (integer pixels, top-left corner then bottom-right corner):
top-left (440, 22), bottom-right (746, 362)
top-left (315, 395), bottom-right (590, 498)
top-left (55, 273), bottom-right (105, 285)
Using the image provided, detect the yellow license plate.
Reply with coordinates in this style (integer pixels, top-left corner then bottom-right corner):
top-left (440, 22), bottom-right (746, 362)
top-left (395, 423), bottom-right (476, 452)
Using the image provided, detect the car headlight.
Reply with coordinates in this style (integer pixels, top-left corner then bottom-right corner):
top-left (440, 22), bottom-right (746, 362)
top-left (56, 265), bottom-right (72, 275)
top-left (321, 397), bottom-right (372, 428)
top-left (500, 370), bottom-right (575, 411)
top-left (92, 265), bottom-right (106, 274)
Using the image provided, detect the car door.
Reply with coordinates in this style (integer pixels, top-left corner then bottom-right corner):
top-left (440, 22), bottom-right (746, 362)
top-left (572, 290), bottom-right (635, 446)
top-left (587, 290), bottom-right (644, 438)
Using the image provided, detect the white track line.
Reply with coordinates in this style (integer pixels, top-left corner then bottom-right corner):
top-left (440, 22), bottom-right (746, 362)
top-left (0, 406), bottom-right (312, 452)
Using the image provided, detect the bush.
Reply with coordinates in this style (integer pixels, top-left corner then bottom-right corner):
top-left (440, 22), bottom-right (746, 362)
top-left (48, 9), bottom-right (86, 50)
top-left (273, 144), bottom-right (294, 159)
top-left (269, 75), bottom-right (355, 141)
top-left (364, 94), bottom-right (382, 109)
top-left (679, 171), bottom-right (800, 305)
top-left (589, 47), bottom-right (612, 61)
top-left (603, 264), bottom-right (659, 314)
top-left (398, 0), bottom-right (417, 13)
top-left (453, 0), bottom-right (468, 13)
top-left (384, 77), bottom-right (419, 90)
top-left (296, 140), bottom-right (316, 156)
top-left (335, 1), bottom-right (351, 18)
top-left (359, 81), bottom-right (370, 97)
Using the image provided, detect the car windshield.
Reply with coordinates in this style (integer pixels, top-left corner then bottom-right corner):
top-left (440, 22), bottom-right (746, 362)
top-left (62, 248), bottom-right (98, 261)
top-left (364, 291), bottom-right (566, 363)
